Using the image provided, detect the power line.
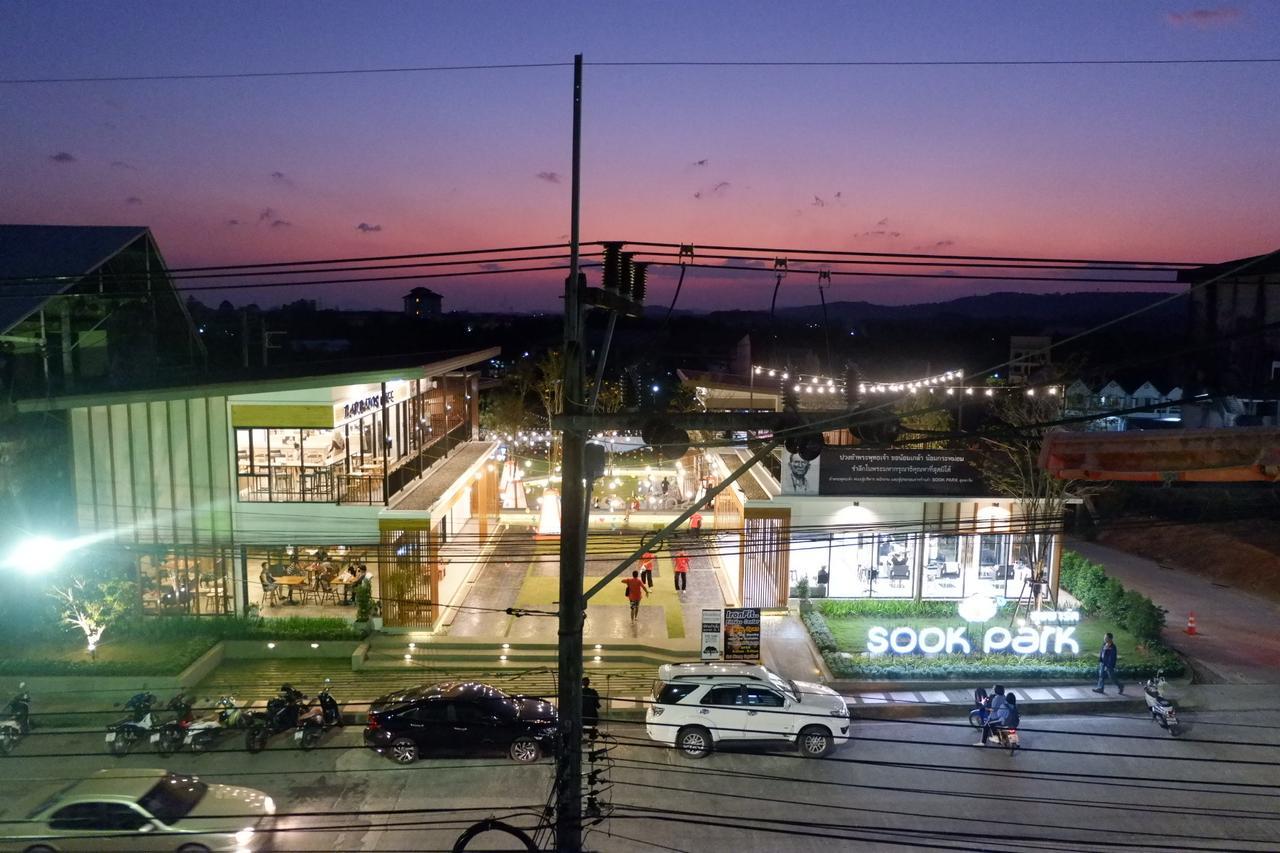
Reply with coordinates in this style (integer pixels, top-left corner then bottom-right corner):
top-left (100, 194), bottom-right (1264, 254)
top-left (0, 62), bottom-right (572, 85)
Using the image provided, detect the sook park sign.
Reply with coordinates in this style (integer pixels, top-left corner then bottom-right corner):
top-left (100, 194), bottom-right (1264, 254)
top-left (867, 623), bottom-right (1080, 656)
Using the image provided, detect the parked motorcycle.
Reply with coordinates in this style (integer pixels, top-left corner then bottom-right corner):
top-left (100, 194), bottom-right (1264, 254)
top-left (149, 693), bottom-right (195, 757)
top-left (245, 684), bottom-right (308, 753)
top-left (294, 679), bottom-right (342, 750)
top-left (0, 683), bottom-right (31, 756)
top-left (106, 692), bottom-right (158, 756)
top-left (1144, 670), bottom-right (1180, 736)
top-left (184, 696), bottom-right (248, 753)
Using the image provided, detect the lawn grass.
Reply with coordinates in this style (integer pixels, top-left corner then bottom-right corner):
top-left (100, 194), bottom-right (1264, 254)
top-left (0, 635), bottom-right (217, 676)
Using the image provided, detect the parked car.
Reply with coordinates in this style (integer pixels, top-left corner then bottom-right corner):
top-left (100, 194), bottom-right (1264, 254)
top-left (0, 768), bottom-right (275, 852)
top-left (364, 681), bottom-right (557, 765)
top-left (646, 662), bottom-right (851, 759)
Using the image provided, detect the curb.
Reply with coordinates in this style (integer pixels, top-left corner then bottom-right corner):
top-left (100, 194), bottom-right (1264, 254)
top-left (848, 697), bottom-right (1148, 720)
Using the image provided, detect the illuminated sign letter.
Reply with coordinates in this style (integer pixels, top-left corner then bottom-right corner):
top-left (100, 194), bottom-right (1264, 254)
top-left (917, 627), bottom-right (946, 654)
top-left (889, 627), bottom-right (917, 654)
top-left (1011, 627), bottom-right (1041, 654)
top-left (983, 627), bottom-right (1012, 653)
top-left (867, 626), bottom-right (889, 654)
top-left (1051, 626), bottom-right (1079, 655)
top-left (945, 626), bottom-right (971, 654)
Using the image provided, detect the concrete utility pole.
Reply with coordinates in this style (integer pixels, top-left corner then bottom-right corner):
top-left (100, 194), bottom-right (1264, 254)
top-left (555, 52), bottom-right (587, 853)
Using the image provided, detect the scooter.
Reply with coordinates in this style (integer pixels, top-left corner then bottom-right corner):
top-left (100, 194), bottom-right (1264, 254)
top-left (149, 693), bottom-right (195, 757)
top-left (992, 725), bottom-right (1021, 755)
top-left (969, 688), bottom-right (992, 729)
top-left (245, 683), bottom-right (308, 753)
top-left (294, 679), bottom-right (342, 750)
top-left (1144, 670), bottom-right (1180, 736)
top-left (184, 696), bottom-right (248, 753)
top-left (0, 683), bottom-right (31, 755)
top-left (106, 692), bottom-right (158, 756)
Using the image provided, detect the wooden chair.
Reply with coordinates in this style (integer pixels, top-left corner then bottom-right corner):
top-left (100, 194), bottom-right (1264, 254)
top-left (315, 578), bottom-right (339, 606)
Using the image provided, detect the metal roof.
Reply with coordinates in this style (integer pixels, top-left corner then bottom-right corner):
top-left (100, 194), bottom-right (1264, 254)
top-left (0, 224), bottom-right (150, 333)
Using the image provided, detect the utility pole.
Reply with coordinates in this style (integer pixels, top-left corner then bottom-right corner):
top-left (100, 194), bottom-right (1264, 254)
top-left (555, 52), bottom-right (586, 853)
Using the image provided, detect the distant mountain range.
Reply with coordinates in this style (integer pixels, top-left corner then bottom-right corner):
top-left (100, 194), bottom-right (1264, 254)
top-left (694, 290), bottom-right (1188, 333)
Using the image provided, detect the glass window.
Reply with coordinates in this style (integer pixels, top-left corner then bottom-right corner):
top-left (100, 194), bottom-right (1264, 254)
top-left (876, 534), bottom-right (915, 598)
top-left (657, 683), bottom-right (699, 705)
top-left (49, 803), bottom-right (99, 830)
top-left (701, 686), bottom-right (743, 706)
top-left (453, 703), bottom-right (494, 724)
top-left (742, 687), bottom-right (785, 707)
top-left (923, 534), bottom-right (964, 599)
top-left (138, 774), bottom-right (207, 825)
top-left (100, 803), bottom-right (150, 831)
top-left (410, 701), bottom-right (447, 723)
top-left (827, 532), bottom-right (876, 598)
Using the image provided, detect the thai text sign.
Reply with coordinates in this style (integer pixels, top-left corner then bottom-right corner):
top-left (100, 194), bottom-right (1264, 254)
top-left (723, 607), bottom-right (761, 661)
top-left (701, 609), bottom-right (725, 661)
top-left (818, 448), bottom-right (985, 496)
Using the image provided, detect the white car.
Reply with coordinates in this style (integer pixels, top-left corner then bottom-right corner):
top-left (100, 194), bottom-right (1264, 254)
top-left (645, 662), bottom-right (851, 758)
top-left (0, 769), bottom-right (276, 852)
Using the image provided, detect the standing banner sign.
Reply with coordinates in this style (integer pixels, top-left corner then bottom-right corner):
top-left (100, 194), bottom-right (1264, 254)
top-left (723, 607), bottom-right (762, 661)
top-left (700, 610), bottom-right (724, 661)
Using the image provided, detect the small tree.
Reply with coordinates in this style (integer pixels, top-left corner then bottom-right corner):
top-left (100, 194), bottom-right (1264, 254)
top-left (49, 566), bottom-right (137, 658)
top-left (894, 398), bottom-right (955, 449)
top-left (980, 388), bottom-right (1102, 607)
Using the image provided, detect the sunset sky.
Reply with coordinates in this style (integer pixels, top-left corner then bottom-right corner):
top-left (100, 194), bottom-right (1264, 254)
top-left (2, 1), bottom-right (1278, 311)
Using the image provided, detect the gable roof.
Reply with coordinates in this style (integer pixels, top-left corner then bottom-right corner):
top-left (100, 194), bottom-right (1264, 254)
top-left (0, 224), bottom-right (150, 333)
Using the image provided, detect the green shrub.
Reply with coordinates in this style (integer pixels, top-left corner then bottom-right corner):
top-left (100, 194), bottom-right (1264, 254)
top-left (1058, 550), bottom-right (1168, 646)
top-left (801, 611), bottom-right (838, 654)
top-left (119, 615), bottom-right (365, 642)
top-left (823, 648), bottom-right (1183, 681)
top-left (817, 600), bottom-right (962, 619)
top-left (0, 637), bottom-right (216, 676)
top-left (355, 583), bottom-right (374, 623)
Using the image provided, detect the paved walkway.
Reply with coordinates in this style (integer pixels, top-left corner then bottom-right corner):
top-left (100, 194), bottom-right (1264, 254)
top-left (841, 684), bottom-right (1137, 708)
top-left (1070, 539), bottom-right (1280, 684)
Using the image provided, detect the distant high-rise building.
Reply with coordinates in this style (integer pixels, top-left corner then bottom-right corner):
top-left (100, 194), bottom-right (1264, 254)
top-left (403, 287), bottom-right (443, 318)
top-left (1008, 335), bottom-right (1051, 384)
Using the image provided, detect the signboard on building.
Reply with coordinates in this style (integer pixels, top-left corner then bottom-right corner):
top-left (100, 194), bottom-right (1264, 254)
top-left (701, 609), bottom-right (725, 661)
top-left (779, 448), bottom-right (986, 496)
top-left (866, 608), bottom-right (1083, 657)
top-left (723, 607), bottom-right (762, 661)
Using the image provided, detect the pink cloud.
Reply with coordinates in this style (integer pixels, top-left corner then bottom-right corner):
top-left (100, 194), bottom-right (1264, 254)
top-left (1165, 7), bottom-right (1241, 28)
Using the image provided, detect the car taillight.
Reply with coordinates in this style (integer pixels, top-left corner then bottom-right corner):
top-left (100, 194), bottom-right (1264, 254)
top-left (367, 715), bottom-right (380, 730)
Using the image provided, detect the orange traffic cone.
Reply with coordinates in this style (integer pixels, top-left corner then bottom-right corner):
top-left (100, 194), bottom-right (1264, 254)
top-left (1185, 612), bottom-right (1197, 635)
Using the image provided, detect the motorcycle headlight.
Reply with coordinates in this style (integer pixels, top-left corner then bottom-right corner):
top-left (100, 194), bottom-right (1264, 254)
top-left (262, 796), bottom-right (277, 815)
top-left (235, 827), bottom-right (256, 845)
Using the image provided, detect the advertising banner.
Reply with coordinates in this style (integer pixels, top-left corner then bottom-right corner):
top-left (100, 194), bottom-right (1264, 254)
top-left (700, 609), bottom-right (725, 661)
top-left (779, 448), bottom-right (987, 496)
top-left (723, 607), bottom-right (762, 661)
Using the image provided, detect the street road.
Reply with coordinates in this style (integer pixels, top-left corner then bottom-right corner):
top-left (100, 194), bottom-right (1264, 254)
top-left (2, 686), bottom-right (1278, 852)
top-left (1070, 540), bottom-right (1280, 684)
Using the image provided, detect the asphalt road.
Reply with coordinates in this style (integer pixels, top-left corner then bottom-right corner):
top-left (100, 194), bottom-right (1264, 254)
top-left (2, 686), bottom-right (1279, 853)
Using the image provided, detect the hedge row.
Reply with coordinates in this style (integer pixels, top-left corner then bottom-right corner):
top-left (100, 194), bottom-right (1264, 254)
top-left (119, 615), bottom-right (366, 642)
top-left (816, 599), bottom-right (967, 619)
top-left (0, 637), bottom-right (218, 676)
top-left (823, 648), bottom-right (1183, 681)
top-left (1058, 551), bottom-right (1165, 643)
top-left (802, 610), bottom-right (838, 654)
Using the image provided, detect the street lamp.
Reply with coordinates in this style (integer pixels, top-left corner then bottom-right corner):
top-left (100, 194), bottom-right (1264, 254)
top-left (2, 535), bottom-right (73, 575)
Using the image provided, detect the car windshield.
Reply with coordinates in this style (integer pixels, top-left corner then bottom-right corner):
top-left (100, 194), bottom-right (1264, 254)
top-left (138, 774), bottom-right (208, 825)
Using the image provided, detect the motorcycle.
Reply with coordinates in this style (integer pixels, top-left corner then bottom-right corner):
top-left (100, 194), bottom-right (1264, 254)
top-left (1144, 670), bottom-right (1180, 736)
top-left (0, 683), bottom-right (31, 756)
top-left (294, 679), bottom-right (342, 750)
top-left (992, 724), bottom-right (1021, 755)
top-left (148, 693), bottom-right (195, 757)
top-left (968, 688), bottom-right (992, 729)
top-left (106, 692), bottom-right (158, 756)
top-left (184, 696), bottom-right (248, 753)
top-left (245, 683), bottom-right (308, 753)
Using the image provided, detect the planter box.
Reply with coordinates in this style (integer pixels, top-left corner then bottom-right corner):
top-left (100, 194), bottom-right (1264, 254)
top-left (221, 640), bottom-right (362, 659)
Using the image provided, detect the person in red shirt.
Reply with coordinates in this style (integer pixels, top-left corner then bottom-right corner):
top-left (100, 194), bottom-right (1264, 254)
top-left (689, 511), bottom-right (703, 537)
top-left (621, 570), bottom-right (648, 621)
top-left (673, 550), bottom-right (690, 592)
top-left (640, 551), bottom-right (655, 588)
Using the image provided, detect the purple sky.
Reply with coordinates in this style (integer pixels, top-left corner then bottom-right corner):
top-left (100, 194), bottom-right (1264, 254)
top-left (2, 2), bottom-right (1278, 311)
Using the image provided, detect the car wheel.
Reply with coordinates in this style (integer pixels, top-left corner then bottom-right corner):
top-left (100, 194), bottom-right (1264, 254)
top-left (177, 845), bottom-right (212, 853)
top-left (0, 730), bottom-right (14, 755)
top-left (156, 729), bottom-right (181, 757)
top-left (301, 728), bottom-right (322, 751)
top-left (389, 737), bottom-right (418, 764)
top-left (676, 726), bottom-right (712, 759)
top-left (968, 709), bottom-right (985, 728)
top-left (23, 846), bottom-right (55, 853)
top-left (509, 736), bottom-right (541, 763)
top-left (798, 726), bottom-right (833, 758)
top-left (110, 730), bottom-right (134, 756)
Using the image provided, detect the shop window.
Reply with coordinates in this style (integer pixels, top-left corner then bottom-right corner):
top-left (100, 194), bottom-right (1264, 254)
top-left (139, 547), bottom-right (234, 616)
top-left (827, 532), bottom-right (876, 598)
top-left (923, 534), bottom-right (964, 599)
top-left (875, 534), bottom-right (915, 598)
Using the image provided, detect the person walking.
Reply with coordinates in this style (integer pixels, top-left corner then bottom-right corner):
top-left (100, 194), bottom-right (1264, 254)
top-left (689, 511), bottom-right (703, 537)
top-left (640, 550), bottom-right (655, 588)
top-left (581, 677), bottom-right (601, 731)
top-left (622, 570), bottom-right (649, 622)
top-left (673, 549), bottom-right (690, 592)
top-left (1094, 632), bottom-right (1124, 694)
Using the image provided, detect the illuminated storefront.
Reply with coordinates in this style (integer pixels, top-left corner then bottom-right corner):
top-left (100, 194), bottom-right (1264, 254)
top-left (707, 446), bottom-right (1064, 609)
top-left (19, 349), bottom-right (501, 626)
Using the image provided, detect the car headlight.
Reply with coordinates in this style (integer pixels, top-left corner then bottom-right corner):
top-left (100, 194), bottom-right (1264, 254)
top-left (830, 708), bottom-right (849, 718)
top-left (235, 827), bottom-right (256, 845)
top-left (262, 797), bottom-right (276, 815)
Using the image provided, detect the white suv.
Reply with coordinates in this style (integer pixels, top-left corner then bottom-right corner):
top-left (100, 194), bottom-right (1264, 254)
top-left (645, 662), bottom-right (851, 758)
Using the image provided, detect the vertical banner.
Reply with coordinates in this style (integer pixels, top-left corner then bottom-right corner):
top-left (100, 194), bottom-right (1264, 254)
top-left (723, 607), bottom-right (762, 661)
top-left (700, 609), bottom-right (724, 661)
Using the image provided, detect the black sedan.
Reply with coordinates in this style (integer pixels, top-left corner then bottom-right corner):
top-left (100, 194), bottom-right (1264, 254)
top-left (364, 681), bottom-right (558, 764)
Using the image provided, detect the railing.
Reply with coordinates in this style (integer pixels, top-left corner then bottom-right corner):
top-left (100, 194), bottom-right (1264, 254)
top-left (384, 421), bottom-right (472, 500)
